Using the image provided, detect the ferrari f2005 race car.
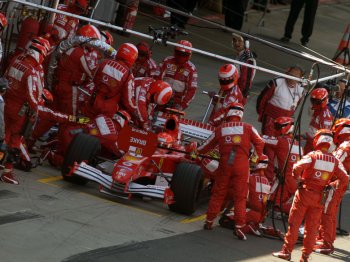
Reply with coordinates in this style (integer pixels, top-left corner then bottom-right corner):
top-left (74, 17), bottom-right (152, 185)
top-left (62, 123), bottom-right (206, 215)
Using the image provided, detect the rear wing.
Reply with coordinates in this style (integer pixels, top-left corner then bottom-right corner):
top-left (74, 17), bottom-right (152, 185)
top-left (153, 112), bottom-right (214, 141)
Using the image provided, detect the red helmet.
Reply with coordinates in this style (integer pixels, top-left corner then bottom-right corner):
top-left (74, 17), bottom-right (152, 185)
top-left (313, 129), bottom-right (335, 153)
top-left (0, 13), bottom-right (8, 30)
top-left (253, 154), bottom-right (269, 171)
top-left (225, 102), bottom-right (244, 120)
top-left (27, 43), bottom-right (48, 64)
top-left (158, 132), bottom-right (174, 148)
top-left (174, 40), bottom-right (192, 64)
top-left (274, 117), bottom-right (294, 136)
top-left (136, 41), bottom-right (151, 60)
top-left (332, 118), bottom-right (350, 145)
top-left (77, 25), bottom-right (101, 40)
top-left (218, 64), bottom-right (239, 91)
top-left (31, 36), bottom-right (51, 53)
top-left (116, 43), bottom-right (138, 67)
top-left (101, 30), bottom-right (114, 46)
top-left (310, 88), bottom-right (328, 110)
top-left (113, 110), bottom-right (131, 128)
top-left (149, 80), bottom-right (173, 105)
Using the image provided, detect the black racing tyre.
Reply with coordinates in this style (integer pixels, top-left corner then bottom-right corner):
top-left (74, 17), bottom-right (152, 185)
top-left (169, 162), bottom-right (204, 215)
top-left (61, 133), bottom-right (101, 185)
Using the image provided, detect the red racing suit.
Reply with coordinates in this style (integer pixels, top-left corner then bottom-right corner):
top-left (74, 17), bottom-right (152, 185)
top-left (86, 59), bottom-right (135, 118)
top-left (133, 77), bottom-right (157, 129)
top-left (132, 57), bottom-right (160, 78)
top-left (198, 120), bottom-right (265, 228)
top-left (208, 86), bottom-right (243, 127)
top-left (256, 78), bottom-right (304, 136)
top-left (4, 56), bottom-right (71, 150)
top-left (54, 46), bottom-right (98, 115)
top-left (157, 56), bottom-right (198, 110)
top-left (50, 46), bottom-right (98, 165)
top-left (317, 141), bottom-right (350, 245)
top-left (46, 4), bottom-right (80, 46)
top-left (304, 107), bottom-right (333, 154)
top-left (283, 151), bottom-right (348, 256)
top-left (226, 171), bottom-right (271, 226)
top-left (236, 49), bottom-right (256, 105)
top-left (263, 135), bottom-right (303, 213)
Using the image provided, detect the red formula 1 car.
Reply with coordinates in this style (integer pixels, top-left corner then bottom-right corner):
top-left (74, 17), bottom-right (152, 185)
top-left (62, 124), bottom-right (205, 215)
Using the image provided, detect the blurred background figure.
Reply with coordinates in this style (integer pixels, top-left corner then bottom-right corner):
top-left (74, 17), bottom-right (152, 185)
top-left (232, 33), bottom-right (256, 104)
top-left (280, 0), bottom-right (319, 46)
top-left (167, 0), bottom-right (198, 29)
top-left (132, 42), bottom-right (160, 78)
top-left (327, 79), bottom-right (350, 118)
top-left (223, 0), bottom-right (248, 30)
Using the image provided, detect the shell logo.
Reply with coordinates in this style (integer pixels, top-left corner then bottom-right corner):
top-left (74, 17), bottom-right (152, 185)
top-left (90, 128), bottom-right (98, 135)
top-left (233, 135), bottom-right (241, 144)
top-left (321, 172), bottom-right (329, 181)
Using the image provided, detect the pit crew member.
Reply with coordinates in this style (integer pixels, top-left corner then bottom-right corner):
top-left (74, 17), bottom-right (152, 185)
top-left (54, 24), bottom-right (101, 116)
top-left (263, 117), bottom-right (302, 214)
top-left (3, 43), bottom-right (85, 181)
top-left (314, 119), bottom-right (350, 255)
top-left (133, 77), bottom-right (173, 130)
top-left (273, 130), bottom-right (348, 262)
top-left (208, 63), bottom-right (243, 126)
top-left (198, 102), bottom-right (265, 241)
top-left (85, 42), bottom-right (138, 118)
top-left (256, 66), bottom-right (304, 136)
top-left (304, 88), bottom-right (333, 153)
top-left (0, 12), bottom-right (7, 63)
top-left (132, 42), bottom-right (160, 78)
top-left (232, 33), bottom-right (256, 105)
top-left (157, 40), bottom-right (198, 111)
top-left (45, 0), bottom-right (88, 46)
top-left (219, 156), bottom-right (271, 236)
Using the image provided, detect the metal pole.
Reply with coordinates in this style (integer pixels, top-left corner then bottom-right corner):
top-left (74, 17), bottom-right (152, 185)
top-left (48, 0), bottom-right (59, 25)
top-left (139, 0), bottom-right (347, 70)
top-left (89, 0), bottom-right (101, 19)
top-left (201, 93), bottom-right (213, 123)
top-left (10, 0), bottom-right (350, 82)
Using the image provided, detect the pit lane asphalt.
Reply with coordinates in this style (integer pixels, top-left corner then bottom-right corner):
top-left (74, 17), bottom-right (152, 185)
top-left (1, 2), bottom-right (350, 262)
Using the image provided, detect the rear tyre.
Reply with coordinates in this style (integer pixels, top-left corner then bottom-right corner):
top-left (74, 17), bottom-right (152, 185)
top-left (169, 162), bottom-right (204, 215)
top-left (62, 133), bottom-right (101, 185)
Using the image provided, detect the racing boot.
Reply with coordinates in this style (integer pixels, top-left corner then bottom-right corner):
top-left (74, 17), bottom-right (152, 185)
top-left (260, 225), bottom-right (284, 239)
top-left (245, 222), bottom-right (262, 237)
top-left (272, 246), bottom-right (291, 261)
top-left (234, 225), bottom-right (247, 241)
top-left (0, 163), bottom-right (19, 185)
top-left (203, 220), bottom-right (213, 230)
top-left (300, 253), bottom-right (309, 262)
top-left (313, 241), bottom-right (334, 255)
top-left (219, 214), bottom-right (235, 230)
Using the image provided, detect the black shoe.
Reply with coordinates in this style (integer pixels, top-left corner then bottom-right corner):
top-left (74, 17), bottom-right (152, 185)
top-left (301, 38), bottom-right (309, 46)
top-left (280, 36), bottom-right (290, 43)
top-left (276, 0), bottom-right (288, 5)
top-left (219, 215), bottom-right (236, 230)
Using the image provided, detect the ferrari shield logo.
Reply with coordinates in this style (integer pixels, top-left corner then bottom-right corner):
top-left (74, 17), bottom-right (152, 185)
top-left (135, 147), bottom-right (143, 156)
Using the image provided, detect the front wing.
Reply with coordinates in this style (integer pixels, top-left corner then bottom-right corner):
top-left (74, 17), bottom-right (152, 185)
top-left (72, 162), bottom-right (168, 199)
